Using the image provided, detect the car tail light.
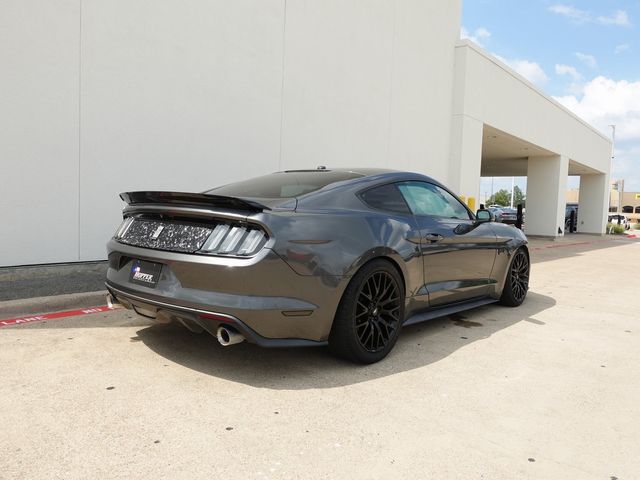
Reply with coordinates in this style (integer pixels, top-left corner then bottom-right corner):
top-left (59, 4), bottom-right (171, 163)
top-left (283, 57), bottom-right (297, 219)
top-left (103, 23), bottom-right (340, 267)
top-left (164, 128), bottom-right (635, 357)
top-left (113, 217), bottom-right (135, 239)
top-left (198, 223), bottom-right (268, 257)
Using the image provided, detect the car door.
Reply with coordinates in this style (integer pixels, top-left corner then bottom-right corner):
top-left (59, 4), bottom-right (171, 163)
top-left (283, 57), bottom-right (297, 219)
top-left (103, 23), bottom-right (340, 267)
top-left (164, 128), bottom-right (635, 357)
top-left (396, 181), bottom-right (497, 307)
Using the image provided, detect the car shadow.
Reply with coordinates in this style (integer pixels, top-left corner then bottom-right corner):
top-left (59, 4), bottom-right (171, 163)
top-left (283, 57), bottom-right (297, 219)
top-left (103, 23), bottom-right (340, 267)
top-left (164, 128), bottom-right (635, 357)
top-left (135, 291), bottom-right (555, 390)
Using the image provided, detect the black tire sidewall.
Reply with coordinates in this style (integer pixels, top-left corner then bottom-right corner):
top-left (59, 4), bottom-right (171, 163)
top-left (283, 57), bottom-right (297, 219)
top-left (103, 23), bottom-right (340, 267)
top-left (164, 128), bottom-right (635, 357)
top-left (329, 259), bottom-right (405, 364)
top-left (500, 248), bottom-right (529, 307)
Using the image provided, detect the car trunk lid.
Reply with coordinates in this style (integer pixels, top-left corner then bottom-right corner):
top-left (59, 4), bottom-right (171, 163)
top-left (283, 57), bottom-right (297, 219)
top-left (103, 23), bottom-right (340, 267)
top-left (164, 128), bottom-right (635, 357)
top-left (116, 191), bottom-right (276, 256)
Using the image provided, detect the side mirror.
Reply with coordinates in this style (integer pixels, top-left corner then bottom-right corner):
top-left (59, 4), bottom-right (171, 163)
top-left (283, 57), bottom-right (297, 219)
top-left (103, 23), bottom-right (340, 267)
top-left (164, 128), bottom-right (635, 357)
top-left (476, 209), bottom-right (492, 223)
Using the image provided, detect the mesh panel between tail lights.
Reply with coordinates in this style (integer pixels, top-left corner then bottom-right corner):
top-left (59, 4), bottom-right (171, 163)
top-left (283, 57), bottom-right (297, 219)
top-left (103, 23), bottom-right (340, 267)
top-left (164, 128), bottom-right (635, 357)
top-left (118, 219), bottom-right (213, 253)
top-left (117, 218), bottom-right (268, 256)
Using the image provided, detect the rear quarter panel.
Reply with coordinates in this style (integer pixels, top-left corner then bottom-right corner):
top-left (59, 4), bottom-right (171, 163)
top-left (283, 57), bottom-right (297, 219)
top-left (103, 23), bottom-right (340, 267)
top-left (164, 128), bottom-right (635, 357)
top-left (261, 210), bottom-right (424, 298)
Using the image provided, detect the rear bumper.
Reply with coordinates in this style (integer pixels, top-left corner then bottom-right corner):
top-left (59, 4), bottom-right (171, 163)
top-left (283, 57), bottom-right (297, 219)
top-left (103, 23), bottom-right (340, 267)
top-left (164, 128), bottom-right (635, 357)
top-left (105, 283), bottom-right (327, 347)
top-left (106, 239), bottom-right (349, 343)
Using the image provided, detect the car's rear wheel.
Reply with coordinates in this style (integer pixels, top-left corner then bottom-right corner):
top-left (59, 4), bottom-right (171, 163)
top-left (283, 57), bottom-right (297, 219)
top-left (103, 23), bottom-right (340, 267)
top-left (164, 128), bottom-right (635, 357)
top-left (329, 259), bottom-right (404, 364)
top-left (499, 248), bottom-right (529, 307)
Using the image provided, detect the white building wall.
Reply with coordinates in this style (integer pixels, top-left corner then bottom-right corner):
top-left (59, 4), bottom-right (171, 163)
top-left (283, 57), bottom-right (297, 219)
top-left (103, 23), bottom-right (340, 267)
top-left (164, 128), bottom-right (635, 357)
top-left (579, 174), bottom-right (611, 234)
top-left (78, 0), bottom-right (286, 261)
top-left (387, 0), bottom-right (460, 179)
top-left (1, 1), bottom-right (80, 266)
top-left (0, 0), bottom-right (461, 266)
top-left (1, 2), bottom-right (612, 265)
top-left (448, 115), bottom-right (483, 203)
top-left (280, 0), bottom-right (460, 181)
top-left (526, 155), bottom-right (570, 237)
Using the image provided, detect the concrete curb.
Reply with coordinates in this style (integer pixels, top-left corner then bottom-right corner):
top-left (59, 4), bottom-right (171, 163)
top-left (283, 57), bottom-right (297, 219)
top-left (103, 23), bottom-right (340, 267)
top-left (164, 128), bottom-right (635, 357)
top-left (0, 290), bottom-right (108, 319)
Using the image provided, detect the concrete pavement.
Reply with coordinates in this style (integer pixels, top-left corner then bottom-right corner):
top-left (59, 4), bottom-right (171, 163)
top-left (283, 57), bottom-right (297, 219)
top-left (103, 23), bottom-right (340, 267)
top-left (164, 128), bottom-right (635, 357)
top-left (1, 235), bottom-right (639, 479)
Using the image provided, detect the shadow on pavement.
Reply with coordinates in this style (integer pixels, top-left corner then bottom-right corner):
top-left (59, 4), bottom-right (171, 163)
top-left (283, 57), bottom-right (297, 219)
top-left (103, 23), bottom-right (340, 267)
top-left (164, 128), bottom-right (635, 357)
top-left (134, 291), bottom-right (555, 390)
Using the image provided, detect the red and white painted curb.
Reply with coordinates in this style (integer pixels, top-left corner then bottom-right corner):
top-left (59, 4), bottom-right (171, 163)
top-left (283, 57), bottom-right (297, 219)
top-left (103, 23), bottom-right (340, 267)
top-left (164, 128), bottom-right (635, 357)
top-left (531, 241), bottom-right (592, 251)
top-left (0, 305), bottom-right (121, 328)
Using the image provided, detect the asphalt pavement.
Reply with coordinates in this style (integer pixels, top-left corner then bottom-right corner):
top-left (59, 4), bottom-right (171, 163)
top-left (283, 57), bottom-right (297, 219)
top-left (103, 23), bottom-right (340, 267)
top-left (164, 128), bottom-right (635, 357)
top-left (0, 261), bottom-right (107, 302)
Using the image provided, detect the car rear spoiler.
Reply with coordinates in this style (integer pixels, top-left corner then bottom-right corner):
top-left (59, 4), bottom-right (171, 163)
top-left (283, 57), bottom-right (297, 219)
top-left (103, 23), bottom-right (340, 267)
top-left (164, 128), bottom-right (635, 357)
top-left (119, 191), bottom-right (271, 212)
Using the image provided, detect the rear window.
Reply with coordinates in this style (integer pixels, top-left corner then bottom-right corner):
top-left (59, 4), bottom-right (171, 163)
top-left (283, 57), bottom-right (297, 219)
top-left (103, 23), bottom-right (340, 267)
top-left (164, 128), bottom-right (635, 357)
top-left (206, 171), bottom-right (363, 199)
top-left (360, 184), bottom-right (411, 214)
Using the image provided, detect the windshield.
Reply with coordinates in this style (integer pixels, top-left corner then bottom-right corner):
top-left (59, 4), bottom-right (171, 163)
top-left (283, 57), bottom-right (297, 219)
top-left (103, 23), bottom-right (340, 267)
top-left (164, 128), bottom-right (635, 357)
top-left (206, 171), bottom-right (363, 199)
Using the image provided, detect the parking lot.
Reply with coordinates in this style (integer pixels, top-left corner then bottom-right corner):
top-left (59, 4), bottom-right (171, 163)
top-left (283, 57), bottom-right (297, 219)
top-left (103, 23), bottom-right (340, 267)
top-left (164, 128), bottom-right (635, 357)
top-left (1, 235), bottom-right (639, 479)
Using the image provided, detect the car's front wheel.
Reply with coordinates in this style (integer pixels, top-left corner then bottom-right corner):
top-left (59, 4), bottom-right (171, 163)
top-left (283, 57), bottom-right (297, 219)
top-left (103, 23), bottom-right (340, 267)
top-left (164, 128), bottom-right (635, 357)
top-left (499, 248), bottom-right (530, 307)
top-left (329, 259), bottom-right (405, 364)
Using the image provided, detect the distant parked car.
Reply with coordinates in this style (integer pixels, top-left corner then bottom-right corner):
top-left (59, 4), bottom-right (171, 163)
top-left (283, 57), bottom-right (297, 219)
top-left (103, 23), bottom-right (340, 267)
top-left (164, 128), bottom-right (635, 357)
top-left (487, 206), bottom-right (504, 222)
top-left (486, 206), bottom-right (520, 225)
top-left (608, 214), bottom-right (631, 230)
top-left (499, 208), bottom-right (518, 225)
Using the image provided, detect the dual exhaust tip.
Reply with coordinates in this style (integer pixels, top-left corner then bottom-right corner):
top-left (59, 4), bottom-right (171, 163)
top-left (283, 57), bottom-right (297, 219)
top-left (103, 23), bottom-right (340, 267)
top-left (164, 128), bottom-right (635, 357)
top-left (216, 325), bottom-right (245, 346)
top-left (109, 292), bottom-right (245, 347)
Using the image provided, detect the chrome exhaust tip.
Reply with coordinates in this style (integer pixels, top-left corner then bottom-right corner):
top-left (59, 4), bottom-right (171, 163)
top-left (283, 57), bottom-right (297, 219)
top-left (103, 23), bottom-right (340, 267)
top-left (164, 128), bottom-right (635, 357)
top-left (106, 293), bottom-right (120, 309)
top-left (216, 326), bottom-right (245, 346)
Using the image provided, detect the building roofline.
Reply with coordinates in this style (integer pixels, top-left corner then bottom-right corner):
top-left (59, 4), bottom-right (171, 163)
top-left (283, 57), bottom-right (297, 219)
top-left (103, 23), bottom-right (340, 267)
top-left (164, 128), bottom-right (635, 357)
top-left (455, 40), bottom-right (612, 145)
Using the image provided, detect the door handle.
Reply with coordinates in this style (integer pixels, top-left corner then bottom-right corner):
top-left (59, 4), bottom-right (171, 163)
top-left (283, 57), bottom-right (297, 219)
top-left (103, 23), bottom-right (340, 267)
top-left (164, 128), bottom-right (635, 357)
top-left (424, 233), bottom-right (444, 243)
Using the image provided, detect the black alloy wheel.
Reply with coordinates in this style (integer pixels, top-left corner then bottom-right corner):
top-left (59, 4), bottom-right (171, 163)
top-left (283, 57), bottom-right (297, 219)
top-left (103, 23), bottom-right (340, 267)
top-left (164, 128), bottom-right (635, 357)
top-left (500, 249), bottom-right (529, 307)
top-left (354, 271), bottom-right (401, 353)
top-left (329, 259), bottom-right (405, 363)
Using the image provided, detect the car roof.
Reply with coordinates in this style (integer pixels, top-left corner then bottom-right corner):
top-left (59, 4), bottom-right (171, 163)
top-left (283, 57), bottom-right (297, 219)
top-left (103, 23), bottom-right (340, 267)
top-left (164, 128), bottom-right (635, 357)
top-left (290, 169), bottom-right (465, 211)
top-left (283, 167), bottom-right (397, 176)
top-left (207, 168), bottom-right (449, 210)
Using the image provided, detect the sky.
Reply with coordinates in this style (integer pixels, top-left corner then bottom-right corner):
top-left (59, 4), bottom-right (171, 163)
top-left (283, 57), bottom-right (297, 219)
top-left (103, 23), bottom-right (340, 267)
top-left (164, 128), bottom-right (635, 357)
top-left (461, 0), bottom-right (640, 201)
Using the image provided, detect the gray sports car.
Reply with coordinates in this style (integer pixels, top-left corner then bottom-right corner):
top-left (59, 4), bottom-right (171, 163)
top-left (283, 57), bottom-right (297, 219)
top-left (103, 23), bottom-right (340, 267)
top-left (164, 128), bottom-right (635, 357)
top-left (106, 168), bottom-right (529, 363)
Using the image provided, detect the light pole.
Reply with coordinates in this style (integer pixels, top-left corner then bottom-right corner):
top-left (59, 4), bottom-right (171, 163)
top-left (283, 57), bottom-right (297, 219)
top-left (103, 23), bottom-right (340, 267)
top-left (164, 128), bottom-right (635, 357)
top-left (609, 125), bottom-right (616, 212)
top-left (510, 176), bottom-right (515, 208)
top-left (490, 177), bottom-right (494, 205)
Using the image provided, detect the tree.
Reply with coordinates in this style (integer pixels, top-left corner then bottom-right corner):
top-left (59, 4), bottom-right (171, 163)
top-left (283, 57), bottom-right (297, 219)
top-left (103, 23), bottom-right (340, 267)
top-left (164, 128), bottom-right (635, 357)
top-left (487, 189), bottom-right (510, 207)
top-left (486, 186), bottom-right (526, 208)
top-left (513, 185), bottom-right (526, 207)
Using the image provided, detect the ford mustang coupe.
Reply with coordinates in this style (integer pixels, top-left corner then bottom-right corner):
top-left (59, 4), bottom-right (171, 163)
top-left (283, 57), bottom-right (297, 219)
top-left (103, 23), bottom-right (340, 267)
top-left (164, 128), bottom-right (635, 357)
top-left (106, 169), bottom-right (529, 363)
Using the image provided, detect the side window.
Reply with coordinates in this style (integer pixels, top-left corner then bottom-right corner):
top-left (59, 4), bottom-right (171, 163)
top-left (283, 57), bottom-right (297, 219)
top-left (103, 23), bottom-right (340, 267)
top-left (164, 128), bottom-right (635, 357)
top-left (397, 182), bottom-right (471, 220)
top-left (360, 184), bottom-right (411, 214)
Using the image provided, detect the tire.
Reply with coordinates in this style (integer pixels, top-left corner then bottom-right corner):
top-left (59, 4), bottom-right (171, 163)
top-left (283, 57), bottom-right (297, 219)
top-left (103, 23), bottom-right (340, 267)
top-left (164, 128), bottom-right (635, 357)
top-left (329, 259), bottom-right (405, 364)
top-left (499, 248), bottom-right (530, 307)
